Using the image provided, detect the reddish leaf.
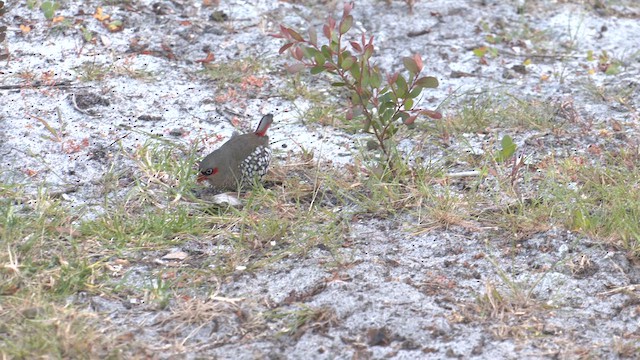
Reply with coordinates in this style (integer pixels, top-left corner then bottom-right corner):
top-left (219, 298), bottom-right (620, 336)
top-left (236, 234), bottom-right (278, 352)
top-left (413, 53), bottom-right (423, 72)
top-left (278, 42), bottom-right (294, 54)
top-left (404, 115), bottom-right (418, 125)
top-left (195, 51), bottom-right (215, 64)
top-left (350, 41), bottom-right (362, 53)
top-left (328, 17), bottom-right (336, 30)
top-left (323, 23), bottom-right (332, 40)
top-left (387, 72), bottom-right (399, 85)
top-left (324, 62), bottom-right (337, 71)
top-left (420, 109), bottom-right (442, 119)
top-left (285, 63), bottom-right (305, 74)
top-left (292, 47), bottom-right (303, 60)
top-left (286, 27), bottom-right (304, 42)
top-left (308, 27), bottom-right (317, 46)
top-left (279, 25), bottom-right (288, 37)
top-left (363, 44), bottom-right (374, 60)
top-left (343, 2), bottom-right (354, 17)
top-left (403, 57), bottom-right (419, 74)
top-left (346, 107), bottom-right (354, 120)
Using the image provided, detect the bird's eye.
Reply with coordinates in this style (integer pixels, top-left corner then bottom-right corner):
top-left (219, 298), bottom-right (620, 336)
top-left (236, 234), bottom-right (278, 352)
top-left (202, 168), bottom-right (218, 176)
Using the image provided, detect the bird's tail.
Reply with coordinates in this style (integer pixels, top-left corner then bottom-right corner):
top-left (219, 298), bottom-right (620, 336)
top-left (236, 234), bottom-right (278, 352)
top-left (254, 114), bottom-right (273, 137)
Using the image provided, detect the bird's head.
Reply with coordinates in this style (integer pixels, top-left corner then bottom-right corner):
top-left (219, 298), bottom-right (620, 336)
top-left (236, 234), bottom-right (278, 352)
top-left (197, 155), bottom-right (220, 183)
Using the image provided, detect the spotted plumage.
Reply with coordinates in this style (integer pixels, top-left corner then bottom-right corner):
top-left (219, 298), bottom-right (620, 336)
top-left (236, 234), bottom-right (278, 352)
top-left (198, 114), bottom-right (273, 192)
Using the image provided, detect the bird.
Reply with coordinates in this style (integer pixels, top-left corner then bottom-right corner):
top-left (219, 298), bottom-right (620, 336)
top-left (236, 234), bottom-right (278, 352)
top-left (197, 114), bottom-right (273, 192)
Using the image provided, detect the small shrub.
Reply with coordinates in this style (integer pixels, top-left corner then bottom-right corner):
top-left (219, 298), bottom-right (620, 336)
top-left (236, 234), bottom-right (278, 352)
top-left (273, 2), bottom-right (441, 166)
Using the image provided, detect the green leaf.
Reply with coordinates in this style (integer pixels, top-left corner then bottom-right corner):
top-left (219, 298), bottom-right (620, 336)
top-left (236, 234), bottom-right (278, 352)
top-left (341, 55), bottom-right (355, 70)
top-left (339, 15), bottom-right (353, 35)
top-left (380, 108), bottom-right (393, 123)
top-left (495, 135), bottom-right (517, 162)
top-left (308, 27), bottom-right (318, 46)
top-left (605, 62), bottom-right (621, 75)
top-left (310, 65), bottom-right (325, 74)
top-left (408, 87), bottom-right (422, 98)
top-left (361, 70), bottom-right (370, 88)
top-left (351, 93), bottom-right (360, 106)
top-left (363, 44), bottom-right (374, 61)
top-left (321, 45), bottom-right (332, 59)
top-left (395, 74), bottom-right (407, 97)
top-left (404, 98), bottom-right (413, 111)
top-left (331, 82), bottom-right (346, 87)
top-left (363, 119), bottom-right (372, 133)
top-left (378, 100), bottom-right (394, 114)
top-left (41, 1), bottom-right (60, 20)
top-left (361, 88), bottom-right (373, 101)
top-left (415, 76), bottom-right (439, 88)
top-left (379, 92), bottom-right (392, 104)
top-left (369, 71), bottom-right (382, 89)
top-left (371, 118), bottom-right (382, 132)
top-left (349, 65), bottom-right (361, 82)
top-left (403, 57), bottom-right (419, 74)
top-left (572, 208), bottom-right (592, 231)
top-left (586, 50), bottom-right (594, 62)
top-left (313, 51), bottom-right (326, 66)
top-left (387, 123), bottom-right (398, 137)
top-left (81, 27), bottom-right (93, 42)
top-left (394, 111), bottom-right (409, 124)
top-left (329, 40), bottom-right (339, 53)
top-left (473, 46), bottom-right (488, 57)
top-left (301, 46), bottom-right (317, 59)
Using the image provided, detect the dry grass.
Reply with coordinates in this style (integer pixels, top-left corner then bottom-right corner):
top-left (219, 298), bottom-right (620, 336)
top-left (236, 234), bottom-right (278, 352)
top-left (0, 295), bottom-right (125, 358)
top-left (3, 87), bottom-right (640, 356)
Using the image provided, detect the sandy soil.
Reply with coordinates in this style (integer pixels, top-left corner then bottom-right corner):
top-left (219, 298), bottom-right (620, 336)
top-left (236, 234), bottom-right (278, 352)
top-left (1, 0), bottom-right (639, 358)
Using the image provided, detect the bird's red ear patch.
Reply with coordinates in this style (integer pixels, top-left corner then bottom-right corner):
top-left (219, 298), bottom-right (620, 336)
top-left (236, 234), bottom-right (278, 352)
top-left (197, 167), bottom-right (219, 183)
top-left (202, 167), bottom-right (218, 176)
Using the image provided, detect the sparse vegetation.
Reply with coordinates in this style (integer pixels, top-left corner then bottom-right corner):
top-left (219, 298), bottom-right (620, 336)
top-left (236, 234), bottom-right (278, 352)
top-left (2, 0), bottom-right (640, 358)
top-left (274, 2), bottom-right (441, 166)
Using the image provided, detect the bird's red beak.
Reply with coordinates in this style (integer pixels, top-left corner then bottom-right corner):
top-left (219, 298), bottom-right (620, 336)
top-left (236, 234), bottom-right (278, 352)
top-left (197, 174), bottom-right (207, 183)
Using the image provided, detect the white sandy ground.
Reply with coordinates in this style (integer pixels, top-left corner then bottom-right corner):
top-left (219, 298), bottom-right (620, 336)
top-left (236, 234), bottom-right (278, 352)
top-left (1, 0), bottom-right (640, 358)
